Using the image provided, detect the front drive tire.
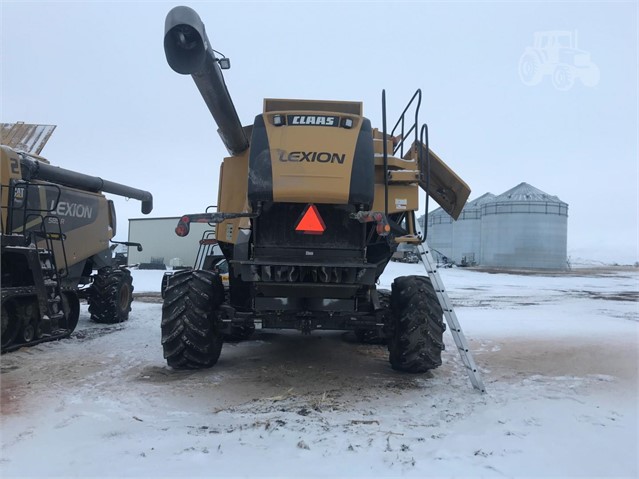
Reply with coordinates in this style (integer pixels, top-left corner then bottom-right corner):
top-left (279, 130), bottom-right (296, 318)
top-left (88, 267), bottom-right (133, 323)
top-left (388, 275), bottom-right (446, 373)
top-left (161, 270), bottom-right (225, 369)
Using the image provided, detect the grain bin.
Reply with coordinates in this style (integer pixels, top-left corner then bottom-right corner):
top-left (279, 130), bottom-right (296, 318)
top-left (480, 182), bottom-right (568, 269)
top-left (424, 193), bottom-right (495, 265)
top-left (452, 193), bottom-right (495, 266)
top-left (425, 206), bottom-right (454, 262)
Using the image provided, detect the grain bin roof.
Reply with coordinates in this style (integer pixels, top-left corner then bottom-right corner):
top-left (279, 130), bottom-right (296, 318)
top-left (494, 182), bottom-right (566, 204)
top-left (465, 192), bottom-right (496, 208)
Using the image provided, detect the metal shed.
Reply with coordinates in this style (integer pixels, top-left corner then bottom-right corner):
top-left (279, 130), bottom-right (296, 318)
top-left (127, 217), bottom-right (215, 268)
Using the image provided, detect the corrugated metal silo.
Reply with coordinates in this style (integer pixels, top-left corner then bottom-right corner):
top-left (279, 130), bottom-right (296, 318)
top-left (452, 193), bottom-right (495, 265)
top-left (480, 182), bottom-right (568, 269)
top-left (425, 206), bottom-right (454, 261)
top-left (425, 193), bottom-right (495, 264)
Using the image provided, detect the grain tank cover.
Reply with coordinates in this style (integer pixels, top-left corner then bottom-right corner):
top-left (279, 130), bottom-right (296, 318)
top-left (247, 99), bottom-right (374, 207)
top-left (1, 122), bottom-right (56, 155)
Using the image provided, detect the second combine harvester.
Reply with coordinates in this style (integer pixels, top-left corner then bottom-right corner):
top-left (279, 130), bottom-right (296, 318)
top-left (161, 6), bottom-right (470, 373)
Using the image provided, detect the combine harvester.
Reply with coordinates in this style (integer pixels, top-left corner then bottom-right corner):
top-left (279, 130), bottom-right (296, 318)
top-left (1, 122), bottom-right (153, 352)
top-left (161, 7), bottom-right (483, 390)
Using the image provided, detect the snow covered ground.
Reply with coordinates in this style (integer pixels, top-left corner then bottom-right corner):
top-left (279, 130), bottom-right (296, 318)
top-left (1, 263), bottom-right (637, 478)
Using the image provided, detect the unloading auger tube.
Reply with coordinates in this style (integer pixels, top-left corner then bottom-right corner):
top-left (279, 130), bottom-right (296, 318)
top-left (19, 155), bottom-right (153, 214)
top-left (164, 5), bottom-right (249, 156)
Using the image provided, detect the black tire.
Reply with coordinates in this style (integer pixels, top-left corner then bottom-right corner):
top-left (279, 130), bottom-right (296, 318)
top-left (355, 289), bottom-right (390, 345)
top-left (388, 276), bottom-right (445, 373)
top-left (161, 270), bottom-right (225, 369)
top-left (88, 267), bottom-right (134, 323)
top-left (160, 272), bottom-right (172, 299)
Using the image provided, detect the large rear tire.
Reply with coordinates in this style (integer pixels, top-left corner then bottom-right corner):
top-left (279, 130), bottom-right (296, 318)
top-left (88, 267), bottom-right (133, 323)
top-left (161, 270), bottom-right (225, 369)
top-left (388, 276), bottom-right (445, 373)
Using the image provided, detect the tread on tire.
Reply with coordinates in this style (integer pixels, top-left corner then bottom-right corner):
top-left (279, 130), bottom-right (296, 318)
top-left (388, 275), bottom-right (445, 373)
top-left (88, 267), bottom-right (133, 324)
top-left (161, 269), bottom-right (225, 369)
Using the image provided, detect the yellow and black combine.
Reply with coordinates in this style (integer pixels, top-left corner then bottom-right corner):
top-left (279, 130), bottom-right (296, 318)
top-left (161, 6), bottom-right (470, 372)
top-left (1, 123), bottom-right (153, 352)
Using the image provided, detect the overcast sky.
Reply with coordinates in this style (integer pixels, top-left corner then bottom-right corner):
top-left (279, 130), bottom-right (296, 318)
top-left (2, 1), bottom-right (637, 263)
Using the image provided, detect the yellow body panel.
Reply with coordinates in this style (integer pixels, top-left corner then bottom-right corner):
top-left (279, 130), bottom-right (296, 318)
top-left (44, 189), bottom-right (112, 265)
top-left (216, 151), bottom-right (250, 244)
top-left (1, 145), bottom-right (114, 267)
top-left (372, 184), bottom-right (418, 214)
top-left (264, 111), bottom-right (363, 204)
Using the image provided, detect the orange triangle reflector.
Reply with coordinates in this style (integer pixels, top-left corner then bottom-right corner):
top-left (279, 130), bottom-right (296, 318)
top-left (295, 204), bottom-right (326, 235)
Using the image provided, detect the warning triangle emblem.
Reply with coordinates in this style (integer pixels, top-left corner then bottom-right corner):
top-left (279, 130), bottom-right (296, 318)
top-left (295, 204), bottom-right (326, 235)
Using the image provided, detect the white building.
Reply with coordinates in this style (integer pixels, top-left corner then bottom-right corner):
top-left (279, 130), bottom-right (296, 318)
top-left (127, 217), bottom-right (216, 268)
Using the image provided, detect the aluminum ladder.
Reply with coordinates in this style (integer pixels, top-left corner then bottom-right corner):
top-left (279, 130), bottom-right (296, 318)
top-left (417, 241), bottom-right (486, 392)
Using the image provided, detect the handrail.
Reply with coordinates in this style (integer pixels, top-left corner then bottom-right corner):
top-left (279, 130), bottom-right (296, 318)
top-left (390, 89), bottom-right (422, 158)
top-left (381, 89), bottom-right (423, 219)
top-left (420, 123), bottom-right (430, 241)
top-left (3, 182), bottom-right (62, 235)
top-left (382, 90), bottom-right (389, 216)
top-left (195, 230), bottom-right (217, 270)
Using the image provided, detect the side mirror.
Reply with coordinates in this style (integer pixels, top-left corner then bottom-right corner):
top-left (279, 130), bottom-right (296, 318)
top-left (218, 57), bottom-right (230, 70)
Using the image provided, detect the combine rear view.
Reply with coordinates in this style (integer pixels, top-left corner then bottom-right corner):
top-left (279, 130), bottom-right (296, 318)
top-left (161, 6), bottom-right (471, 373)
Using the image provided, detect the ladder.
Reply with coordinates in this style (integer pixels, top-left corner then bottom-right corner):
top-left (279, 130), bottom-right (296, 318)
top-left (38, 248), bottom-right (66, 334)
top-left (417, 241), bottom-right (486, 392)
